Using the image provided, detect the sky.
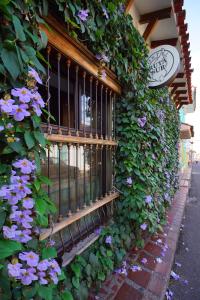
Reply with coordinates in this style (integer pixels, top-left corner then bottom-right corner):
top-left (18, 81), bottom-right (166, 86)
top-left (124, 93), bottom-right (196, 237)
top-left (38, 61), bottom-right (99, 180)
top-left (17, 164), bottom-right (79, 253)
top-left (184, 0), bottom-right (200, 153)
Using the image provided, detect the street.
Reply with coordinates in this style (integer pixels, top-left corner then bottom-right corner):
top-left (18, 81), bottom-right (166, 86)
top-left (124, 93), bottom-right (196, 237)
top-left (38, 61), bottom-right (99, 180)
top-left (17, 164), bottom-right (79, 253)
top-left (169, 163), bottom-right (200, 299)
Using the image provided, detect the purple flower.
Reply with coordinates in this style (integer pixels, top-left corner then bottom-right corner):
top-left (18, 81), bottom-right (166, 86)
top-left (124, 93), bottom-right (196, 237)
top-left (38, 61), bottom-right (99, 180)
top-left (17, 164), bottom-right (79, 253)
top-left (22, 198), bottom-right (34, 209)
top-left (28, 67), bottom-right (42, 84)
top-left (6, 123), bottom-right (14, 129)
top-left (15, 229), bottom-right (32, 243)
top-left (183, 279), bottom-right (188, 285)
top-left (11, 104), bottom-right (30, 121)
top-left (95, 227), bottom-right (102, 235)
top-left (31, 91), bottom-right (45, 107)
top-left (141, 258), bottom-right (147, 264)
top-left (166, 289), bottom-right (173, 300)
top-left (8, 263), bottom-right (23, 278)
top-left (145, 195), bottom-right (152, 204)
top-left (37, 259), bottom-right (50, 271)
top-left (126, 177), bottom-right (132, 186)
top-left (11, 174), bottom-right (30, 185)
top-left (0, 98), bottom-right (16, 113)
top-left (12, 183), bottom-right (32, 199)
top-left (3, 225), bottom-right (21, 239)
top-left (0, 186), bottom-right (10, 198)
top-left (20, 267), bottom-right (38, 285)
top-left (152, 154), bottom-right (156, 160)
top-left (38, 271), bottom-right (48, 285)
top-left (48, 239), bottom-right (55, 247)
top-left (101, 69), bottom-right (106, 80)
top-left (2, 187), bottom-right (23, 205)
top-left (96, 54), bottom-right (102, 60)
top-left (11, 88), bottom-right (31, 103)
top-left (0, 125), bottom-right (4, 131)
top-left (140, 223), bottom-right (147, 231)
top-left (105, 235), bottom-right (112, 245)
top-left (10, 210), bottom-right (33, 229)
top-left (102, 6), bottom-right (109, 19)
top-left (19, 251), bottom-right (39, 267)
top-left (13, 159), bottom-right (35, 174)
top-left (137, 116), bottom-right (147, 128)
top-left (78, 9), bottom-right (89, 21)
top-left (48, 259), bottom-right (61, 275)
top-left (130, 265), bottom-right (142, 272)
top-left (31, 102), bottom-right (42, 116)
top-left (171, 270), bottom-right (180, 281)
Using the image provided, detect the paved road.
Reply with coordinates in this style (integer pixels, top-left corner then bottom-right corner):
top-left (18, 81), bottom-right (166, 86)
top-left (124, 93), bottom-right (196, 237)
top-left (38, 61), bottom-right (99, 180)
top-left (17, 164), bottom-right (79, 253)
top-left (169, 163), bottom-right (200, 299)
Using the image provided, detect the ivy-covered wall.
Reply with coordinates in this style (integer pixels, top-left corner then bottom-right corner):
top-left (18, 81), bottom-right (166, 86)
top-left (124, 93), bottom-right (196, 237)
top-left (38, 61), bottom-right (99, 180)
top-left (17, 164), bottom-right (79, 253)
top-left (0, 1), bottom-right (180, 300)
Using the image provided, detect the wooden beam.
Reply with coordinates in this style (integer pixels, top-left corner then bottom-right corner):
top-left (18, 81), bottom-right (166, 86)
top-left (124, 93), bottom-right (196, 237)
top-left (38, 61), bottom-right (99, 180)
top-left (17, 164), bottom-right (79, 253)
top-left (171, 86), bottom-right (178, 95)
top-left (151, 38), bottom-right (178, 48)
top-left (39, 192), bottom-right (119, 240)
top-left (40, 16), bottom-right (121, 95)
top-left (178, 97), bottom-right (188, 101)
top-left (125, 0), bottom-right (135, 13)
top-left (176, 73), bottom-right (185, 78)
top-left (176, 90), bottom-right (187, 94)
top-left (45, 133), bottom-right (118, 146)
top-left (171, 82), bottom-right (186, 88)
top-left (139, 7), bottom-right (172, 24)
top-left (143, 19), bottom-right (158, 41)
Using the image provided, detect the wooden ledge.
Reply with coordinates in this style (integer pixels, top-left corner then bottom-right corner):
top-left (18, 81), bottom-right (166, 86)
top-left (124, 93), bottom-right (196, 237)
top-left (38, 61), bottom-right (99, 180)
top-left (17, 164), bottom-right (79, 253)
top-left (40, 16), bottom-right (121, 95)
top-left (45, 133), bottom-right (118, 146)
top-left (39, 192), bottom-right (119, 241)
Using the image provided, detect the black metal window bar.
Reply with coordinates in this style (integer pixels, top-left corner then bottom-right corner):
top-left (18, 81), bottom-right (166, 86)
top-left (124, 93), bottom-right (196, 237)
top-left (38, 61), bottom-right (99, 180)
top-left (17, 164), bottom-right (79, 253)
top-left (40, 45), bottom-right (118, 262)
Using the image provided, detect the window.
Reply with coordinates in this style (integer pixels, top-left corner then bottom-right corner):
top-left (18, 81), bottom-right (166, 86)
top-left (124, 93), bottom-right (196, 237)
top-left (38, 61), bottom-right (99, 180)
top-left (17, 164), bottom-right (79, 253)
top-left (39, 23), bottom-right (119, 262)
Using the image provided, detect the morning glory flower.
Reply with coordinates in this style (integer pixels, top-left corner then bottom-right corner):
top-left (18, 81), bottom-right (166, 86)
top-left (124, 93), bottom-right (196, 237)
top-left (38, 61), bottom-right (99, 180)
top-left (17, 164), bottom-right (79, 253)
top-left (22, 198), bottom-right (34, 209)
top-left (11, 88), bottom-right (32, 103)
top-left (8, 263), bottom-right (23, 278)
top-left (145, 195), bottom-right (152, 204)
top-left (37, 259), bottom-right (50, 271)
top-left (3, 225), bottom-right (21, 239)
top-left (130, 265), bottom-right (142, 272)
top-left (15, 229), bottom-right (32, 243)
top-left (0, 98), bottom-right (16, 113)
top-left (95, 227), bottom-right (102, 235)
top-left (141, 258), bottom-right (147, 264)
top-left (11, 104), bottom-right (30, 121)
top-left (6, 123), bottom-right (14, 129)
top-left (0, 125), bottom-right (4, 131)
top-left (28, 67), bottom-right (42, 84)
top-left (31, 91), bottom-right (45, 107)
top-left (10, 210), bottom-right (33, 228)
top-left (165, 289), bottom-right (173, 300)
top-left (31, 102), bottom-right (42, 116)
top-left (102, 6), bottom-right (109, 19)
top-left (38, 271), bottom-right (48, 285)
top-left (13, 159), bottom-right (36, 174)
top-left (126, 177), bottom-right (132, 186)
top-left (140, 223), bottom-right (147, 230)
top-left (20, 267), bottom-right (38, 285)
top-left (170, 270), bottom-right (180, 281)
top-left (105, 235), bottom-right (112, 244)
top-left (137, 116), bottom-right (147, 128)
top-left (78, 9), bottom-right (89, 21)
top-left (19, 251), bottom-right (39, 267)
top-left (101, 69), bottom-right (106, 80)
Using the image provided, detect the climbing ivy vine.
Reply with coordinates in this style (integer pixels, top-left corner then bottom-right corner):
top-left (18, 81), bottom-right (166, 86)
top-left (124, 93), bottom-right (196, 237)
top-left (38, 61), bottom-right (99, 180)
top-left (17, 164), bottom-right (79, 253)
top-left (0, 1), bottom-right (180, 299)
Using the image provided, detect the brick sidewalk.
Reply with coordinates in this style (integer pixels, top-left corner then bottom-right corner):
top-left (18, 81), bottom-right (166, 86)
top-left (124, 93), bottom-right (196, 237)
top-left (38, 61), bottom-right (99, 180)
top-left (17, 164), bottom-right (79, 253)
top-left (89, 169), bottom-right (191, 300)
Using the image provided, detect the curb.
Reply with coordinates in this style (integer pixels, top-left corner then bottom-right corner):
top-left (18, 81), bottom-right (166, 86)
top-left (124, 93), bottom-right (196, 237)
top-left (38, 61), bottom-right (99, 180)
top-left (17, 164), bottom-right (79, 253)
top-left (90, 168), bottom-right (192, 300)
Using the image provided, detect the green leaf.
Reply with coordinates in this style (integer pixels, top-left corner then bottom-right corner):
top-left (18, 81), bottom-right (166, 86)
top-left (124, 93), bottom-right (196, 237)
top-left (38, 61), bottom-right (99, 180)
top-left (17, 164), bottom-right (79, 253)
top-left (0, 210), bottom-right (6, 229)
top-left (71, 263), bottom-right (81, 278)
top-left (72, 276), bottom-right (79, 289)
top-left (42, 247), bottom-right (57, 259)
top-left (12, 15), bottom-right (26, 41)
top-left (24, 131), bottom-right (35, 149)
top-left (35, 197), bottom-right (47, 215)
top-left (61, 291), bottom-right (73, 300)
top-left (9, 142), bottom-right (26, 155)
top-left (22, 285), bottom-right (38, 298)
top-left (0, 240), bottom-right (22, 259)
top-left (34, 150), bottom-right (41, 172)
top-left (38, 286), bottom-right (53, 300)
top-left (39, 175), bottom-right (52, 186)
top-left (34, 131), bottom-right (46, 147)
top-left (33, 179), bottom-right (41, 191)
top-left (97, 271), bottom-right (105, 281)
top-left (1, 48), bottom-right (20, 80)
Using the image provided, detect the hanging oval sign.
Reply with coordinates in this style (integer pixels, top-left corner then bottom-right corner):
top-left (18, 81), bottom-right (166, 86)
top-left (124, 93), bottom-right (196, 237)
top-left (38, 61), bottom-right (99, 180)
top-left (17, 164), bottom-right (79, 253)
top-left (148, 45), bottom-right (180, 88)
